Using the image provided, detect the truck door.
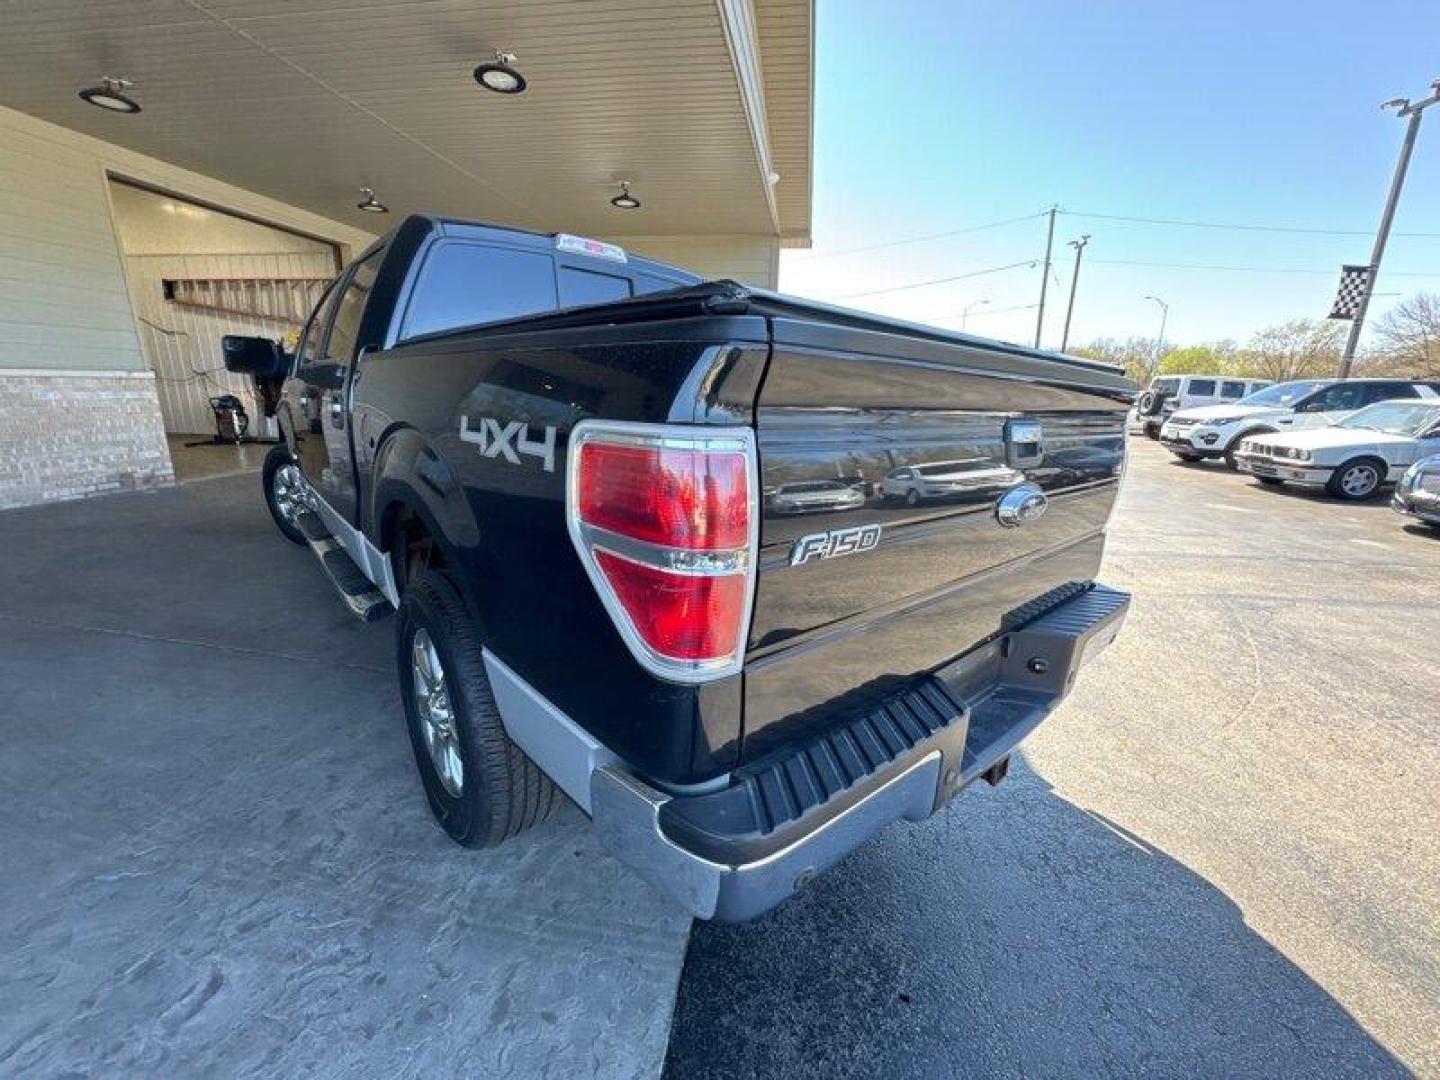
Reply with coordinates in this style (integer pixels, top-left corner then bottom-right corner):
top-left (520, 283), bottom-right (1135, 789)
top-left (291, 250), bottom-right (381, 521)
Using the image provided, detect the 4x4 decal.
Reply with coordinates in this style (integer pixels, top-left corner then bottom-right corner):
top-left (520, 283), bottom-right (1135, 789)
top-left (460, 415), bottom-right (557, 473)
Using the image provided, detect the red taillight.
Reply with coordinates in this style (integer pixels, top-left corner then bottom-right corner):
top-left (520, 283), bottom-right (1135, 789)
top-left (592, 552), bottom-right (747, 660)
top-left (577, 443), bottom-right (749, 550)
top-left (568, 423), bottom-right (757, 682)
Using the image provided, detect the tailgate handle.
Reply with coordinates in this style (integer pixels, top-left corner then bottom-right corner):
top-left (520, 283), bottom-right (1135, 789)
top-left (1005, 418), bottom-right (1044, 468)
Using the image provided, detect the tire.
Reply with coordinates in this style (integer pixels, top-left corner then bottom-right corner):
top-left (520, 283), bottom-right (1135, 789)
top-left (1256, 477), bottom-right (1284, 486)
top-left (262, 445), bottom-right (308, 546)
top-left (905, 488), bottom-right (920, 507)
top-left (1173, 452), bottom-right (1203, 463)
top-left (1326, 457), bottom-right (1386, 501)
top-left (397, 569), bottom-right (557, 848)
top-left (1144, 423), bottom-right (1160, 440)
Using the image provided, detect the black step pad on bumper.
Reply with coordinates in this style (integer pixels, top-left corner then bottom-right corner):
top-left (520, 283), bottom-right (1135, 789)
top-left (294, 510), bottom-right (393, 623)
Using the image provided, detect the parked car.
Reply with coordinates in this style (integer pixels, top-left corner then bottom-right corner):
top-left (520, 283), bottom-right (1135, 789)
top-left (769, 479), bottom-right (866, 514)
top-left (1132, 374), bottom-right (1272, 438)
top-left (881, 458), bottom-right (1024, 505)
top-left (1159, 379), bottom-right (1330, 467)
top-left (1392, 453), bottom-right (1440, 530)
top-left (1165, 379), bottom-right (1440, 469)
top-left (222, 214), bottom-right (1133, 921)
top-left (1233, 399), bottom-right (1440, 500)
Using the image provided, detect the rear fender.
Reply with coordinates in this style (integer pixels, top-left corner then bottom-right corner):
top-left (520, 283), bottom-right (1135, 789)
top-left (369, 424), bottom-right (482, 606)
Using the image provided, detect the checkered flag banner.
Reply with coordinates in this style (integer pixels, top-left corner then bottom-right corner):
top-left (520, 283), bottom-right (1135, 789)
top-left (1329, 264), bottom-right (1372, 320)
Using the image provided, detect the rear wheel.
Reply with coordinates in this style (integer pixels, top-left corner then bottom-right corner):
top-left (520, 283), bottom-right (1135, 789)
top-left (1327, 458), bottom-right (1385, 501)
top-left (262, 445), bottom-right (308, 546)
top-left (905, 488), bottom-right (920, 507)
top-left (1173, 451), bottom-right (1203, 463)
top-left (1256, 476), bottom-right (1284, 486)
top-left (1144, 423), bottom-right (1160, 440)
top-left (397, 569), bottom-right (557, 848)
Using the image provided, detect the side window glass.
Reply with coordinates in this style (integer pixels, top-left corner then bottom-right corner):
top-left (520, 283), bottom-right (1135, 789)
top-left (401, 242), bottom-right (558, 338)
top-left (1318, 384), bottom-right (1365, 412)
top-left (295, 279), bottom-right (341, 368)
top-left (1221, 381), bottom-right (1247, 398)
top-left (322, 252), bottom-right (383, 366)
top-left (1188, 379), bottom-right (1216, 397)
top-left (1372, 383), bottom-right (1416, 403)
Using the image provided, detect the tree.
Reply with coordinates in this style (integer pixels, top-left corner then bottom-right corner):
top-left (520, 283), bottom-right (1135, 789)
top-left (1243, 319), bottom-right (1344, 381)
top-left (1156, 342), bottom-right (1240, 376)
top-left (1371, 293), bottom-right (1440, 378)
top-left (1072, 336), bottom-right (1161, 385)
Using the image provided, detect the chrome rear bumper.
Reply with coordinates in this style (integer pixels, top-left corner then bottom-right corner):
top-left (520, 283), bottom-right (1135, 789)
top-left (587, 583), bottom-right (1131, 921)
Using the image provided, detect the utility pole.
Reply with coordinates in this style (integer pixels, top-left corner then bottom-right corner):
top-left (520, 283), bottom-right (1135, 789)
top-left (1339, 77), bottom-right (1440, 378)
top-left (1144, 295), bottom-right (1169, 375)
top-left (1033, 205), bottom-right (1058, 348)
top-left (1060, 234), bottom-right (1091, 352)
top-left (962, 298), bottom-right (989, 331)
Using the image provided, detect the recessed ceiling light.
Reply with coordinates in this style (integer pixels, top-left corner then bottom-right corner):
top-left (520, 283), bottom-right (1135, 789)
top-left (610, 180), bottom-right (641, 210)
top-left (474, 51), bottom-right (526, 95)
top-left (78, 76), bottom-right (140, 114)
top-left (356, 187), bottom-right (388, 213)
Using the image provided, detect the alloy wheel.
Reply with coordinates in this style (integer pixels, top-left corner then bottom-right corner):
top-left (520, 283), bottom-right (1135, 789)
top-left (271, 463), bottom-right (309, 526)
top-left (411, 628), bottom-right (464, 796)
top-left (1340, 463), bottom-right (1379, 498)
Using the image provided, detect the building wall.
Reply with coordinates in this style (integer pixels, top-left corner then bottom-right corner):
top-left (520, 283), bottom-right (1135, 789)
top-left (0, 105), bottom-right (373, 508)
top-left (607, 234), bottom-right (780, 288)
top-left (0, 370), bottom-right (172, 510)
top-left (0, 104), bottom-right (781, 510)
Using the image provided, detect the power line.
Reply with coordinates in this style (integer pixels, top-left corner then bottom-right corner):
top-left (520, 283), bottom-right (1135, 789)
top-left (931, 302), bottom-right (1039, 323)
top-left (1083, 257), bottom-right (1440, 276)
top-left (1061, 209), bottom-right (1440, 238)
top-left (832, 258), bottom-right (1039, 300)
top-left (792, 211), bottom-right (1044, 261)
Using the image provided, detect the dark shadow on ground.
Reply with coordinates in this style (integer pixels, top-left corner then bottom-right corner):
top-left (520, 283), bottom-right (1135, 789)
top-left (663, 757), bottom-right (1408, 1079)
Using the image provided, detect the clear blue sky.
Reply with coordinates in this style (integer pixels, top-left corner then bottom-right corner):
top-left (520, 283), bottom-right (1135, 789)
top-left (780, 0), bottom-right (1440, 351)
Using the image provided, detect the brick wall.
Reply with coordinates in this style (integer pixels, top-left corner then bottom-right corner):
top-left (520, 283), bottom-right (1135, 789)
top-left (0, 371), bottom-right (174, 510)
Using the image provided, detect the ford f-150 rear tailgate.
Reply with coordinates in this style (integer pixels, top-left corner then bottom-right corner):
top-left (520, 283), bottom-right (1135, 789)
top-left (741, 303), bottom-right (1132, 764)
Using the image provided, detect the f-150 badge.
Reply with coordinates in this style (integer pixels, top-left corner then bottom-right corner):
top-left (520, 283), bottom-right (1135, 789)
top-left (460, 415), bottom-right (557, 472)
top-left (790, 524), bottom-right (883, 566)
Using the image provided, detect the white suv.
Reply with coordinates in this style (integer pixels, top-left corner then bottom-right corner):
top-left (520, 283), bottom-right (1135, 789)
top-left (1131, 375), bottom-right (1272, 439)
top-left (1160, 379), bottom-right (1440, 469)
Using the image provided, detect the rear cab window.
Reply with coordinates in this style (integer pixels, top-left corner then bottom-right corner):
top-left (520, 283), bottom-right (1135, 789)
top-left (400, 243), bottom-right (559, 339)
top-left (395, 225), bottom-right (698, 342)
top-left (558, 267), bottom-right (632, 307)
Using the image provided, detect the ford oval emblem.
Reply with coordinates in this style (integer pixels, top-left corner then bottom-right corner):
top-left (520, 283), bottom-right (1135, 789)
top-left (996, 484), bottom-right (1048, 527)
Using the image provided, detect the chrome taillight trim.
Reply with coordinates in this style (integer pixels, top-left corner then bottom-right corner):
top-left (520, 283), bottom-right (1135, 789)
top-left (565, 420), bottom-right (760, 684)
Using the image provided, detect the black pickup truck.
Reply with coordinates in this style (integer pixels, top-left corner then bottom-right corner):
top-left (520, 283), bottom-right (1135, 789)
top-left (223, 214), bottom-right (1133, 921)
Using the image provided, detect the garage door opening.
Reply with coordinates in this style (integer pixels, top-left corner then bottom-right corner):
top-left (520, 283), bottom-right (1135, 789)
top-left (108, 178), bottom-right (341, 468)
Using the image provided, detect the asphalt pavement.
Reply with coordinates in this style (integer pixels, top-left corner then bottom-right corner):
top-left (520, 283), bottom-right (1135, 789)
top-left (664, 438), bottom-right (1440, 1079)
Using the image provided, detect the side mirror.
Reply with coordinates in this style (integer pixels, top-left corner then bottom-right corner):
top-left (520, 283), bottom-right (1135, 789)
top-left (221, 335), bottom-right (289, 379)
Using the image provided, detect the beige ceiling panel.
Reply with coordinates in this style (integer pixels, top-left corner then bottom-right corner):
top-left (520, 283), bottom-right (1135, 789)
top-left (0, 0), bottom-right (811, 241)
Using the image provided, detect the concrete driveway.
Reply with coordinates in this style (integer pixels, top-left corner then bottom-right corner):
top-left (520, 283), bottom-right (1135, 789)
top-left (0, 469), bottom-right (690, 1078)
top-left (2, 438), bottom-right (1436, 1078)
top-left (665, 439), bottom-right (1439, 1079)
